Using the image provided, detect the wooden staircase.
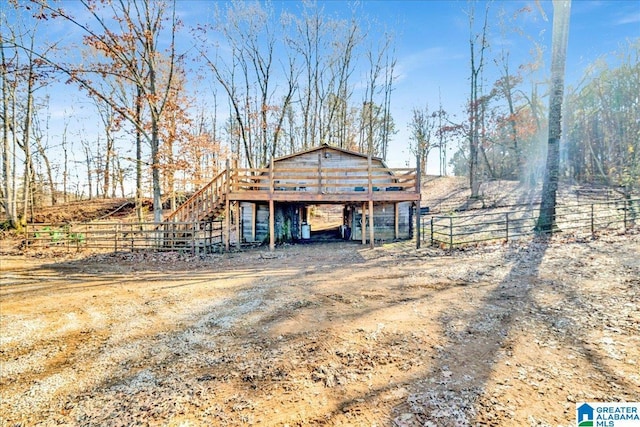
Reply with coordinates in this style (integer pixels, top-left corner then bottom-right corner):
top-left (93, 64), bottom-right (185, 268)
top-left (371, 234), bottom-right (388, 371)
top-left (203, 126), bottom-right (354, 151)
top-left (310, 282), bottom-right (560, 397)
top-left (165, 169), bottom-right (229, 223)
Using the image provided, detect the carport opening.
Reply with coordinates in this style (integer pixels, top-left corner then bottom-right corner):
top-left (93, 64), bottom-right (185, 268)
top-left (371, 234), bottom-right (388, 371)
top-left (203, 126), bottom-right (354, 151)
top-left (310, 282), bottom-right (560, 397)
top-left (304, 204), bottom-right (348, 242)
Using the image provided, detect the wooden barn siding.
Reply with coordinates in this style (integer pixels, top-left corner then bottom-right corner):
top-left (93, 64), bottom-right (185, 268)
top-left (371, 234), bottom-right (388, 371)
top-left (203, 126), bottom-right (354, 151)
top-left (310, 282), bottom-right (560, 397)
top-left (274, 204), bottom-right (302, 242)
top-left (241, 203), bottom-right (269, 243)
top-left (267, 147), bottom-right (396, 193)
top-left (351, 202), bottom-right (412, 241)
top-left (241, 202), bottom-right (302, 243)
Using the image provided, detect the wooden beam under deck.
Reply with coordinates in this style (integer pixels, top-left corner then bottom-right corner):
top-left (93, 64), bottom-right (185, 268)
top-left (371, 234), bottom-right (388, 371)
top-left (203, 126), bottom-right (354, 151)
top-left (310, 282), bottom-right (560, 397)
top-left (269, 199), bottom-right (275, 251)
top-left (227, 191), bottom-right (420, 203)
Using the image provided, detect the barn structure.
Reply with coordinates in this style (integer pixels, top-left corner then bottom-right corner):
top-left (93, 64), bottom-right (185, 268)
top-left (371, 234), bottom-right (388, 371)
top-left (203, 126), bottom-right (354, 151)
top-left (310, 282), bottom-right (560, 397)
top-left (165, 144), bottom-right (421, 250)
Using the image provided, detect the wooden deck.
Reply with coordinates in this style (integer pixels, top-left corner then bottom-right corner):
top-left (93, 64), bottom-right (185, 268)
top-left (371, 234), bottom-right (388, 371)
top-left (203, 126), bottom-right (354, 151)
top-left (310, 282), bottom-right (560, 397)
top-left (165, 160), bottom-right (420, 251)
top-left (228, 165), bottom-right (420, 202)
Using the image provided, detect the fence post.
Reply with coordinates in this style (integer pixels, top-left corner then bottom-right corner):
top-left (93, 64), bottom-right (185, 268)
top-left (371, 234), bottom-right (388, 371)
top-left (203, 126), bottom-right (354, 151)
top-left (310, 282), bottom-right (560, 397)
top-left (449, 216), bottom-right (453, 250)
top-left (591, 204), bottom-right (595, 238)
top-left (430, 217), bottom-right (434, 246)
top-left (114, 224), bottom-right (119, 252)
top-left (192, 222), bottom-right (196, 255)
top-left (505, 213), bottom-right (509, 242)
top-left (623, 199), bottom-right (628, 232)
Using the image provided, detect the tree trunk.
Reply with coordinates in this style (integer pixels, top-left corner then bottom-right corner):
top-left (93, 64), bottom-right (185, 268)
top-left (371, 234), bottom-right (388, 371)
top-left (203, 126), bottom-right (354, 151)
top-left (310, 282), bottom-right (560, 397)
top-left (151, 116), bottom-right (163, 222)
top-left (21, 69), bottom-right (35, 221)
top-left (135, 86), bottom-right (143, 223)
top-left (62, 124), bottom-right (69, 203)
top-left (1, 37), bottom-right (17, 227)
top-left (35, 137), bottom-right (56, 205)
top-left (103, 133), bottom-right (113, 199)
top-left (467, 3), bottom-right (489, 199)
top-left (82, 142), bottom-right (93, 201)
top-left (536, 0), bottom-right (571, 233)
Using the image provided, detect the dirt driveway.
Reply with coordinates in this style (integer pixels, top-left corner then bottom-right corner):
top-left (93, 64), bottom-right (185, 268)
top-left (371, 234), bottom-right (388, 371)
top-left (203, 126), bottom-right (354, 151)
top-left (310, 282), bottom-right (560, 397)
top-left (1, 234), bottom-right (639, 426)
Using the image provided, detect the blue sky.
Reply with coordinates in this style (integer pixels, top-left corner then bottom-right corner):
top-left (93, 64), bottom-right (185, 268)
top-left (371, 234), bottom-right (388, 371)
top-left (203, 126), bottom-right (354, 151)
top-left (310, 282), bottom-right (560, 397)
top-left (158, 0), bottom-right (640, 170)
top-left (5, 0), bottom-right (640, 193)
top-left (338, 0), bottom-right (640, 169)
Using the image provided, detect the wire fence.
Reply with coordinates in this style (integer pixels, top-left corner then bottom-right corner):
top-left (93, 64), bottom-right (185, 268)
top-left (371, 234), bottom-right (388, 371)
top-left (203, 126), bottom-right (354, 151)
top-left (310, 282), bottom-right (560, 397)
top-left (23, 220), bottom-right (224, 254)
top-left (423, 199), bottom-right (638, 249)
top-left (21, 199), bottom-right (638, 253)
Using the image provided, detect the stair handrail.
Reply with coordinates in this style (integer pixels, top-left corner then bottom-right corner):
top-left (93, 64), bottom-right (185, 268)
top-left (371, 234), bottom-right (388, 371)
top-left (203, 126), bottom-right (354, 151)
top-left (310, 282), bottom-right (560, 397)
top-left (165, 168), bottom-right (228, 222)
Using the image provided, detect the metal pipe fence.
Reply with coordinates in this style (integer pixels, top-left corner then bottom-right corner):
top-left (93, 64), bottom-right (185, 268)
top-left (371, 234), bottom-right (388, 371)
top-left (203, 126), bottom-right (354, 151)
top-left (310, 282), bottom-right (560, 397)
top-left (424, 199), bottom-right (638, 249)
top-left (23, 220), bottom-right (224, 254)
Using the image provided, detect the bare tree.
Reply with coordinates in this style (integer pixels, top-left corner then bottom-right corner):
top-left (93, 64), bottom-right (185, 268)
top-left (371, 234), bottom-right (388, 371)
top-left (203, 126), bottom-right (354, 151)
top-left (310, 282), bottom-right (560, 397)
top-left (409, 105), bottom-right (439, 176)
top-left (93, 93), bottom-right (118, 200)
top-left (467, 1), bottom-right (490, 198)
top-left (198, 2), bottom-right (298, 168)
top-left (26, 0), bottom-right (181, 222)
top-left (380, 45), bottom-right (396, 161)
top-left (324, 15), bottom-right (360, 148)
top-left (285, 2), bottom-right (327, 150)
top-left (362, 33), bottom-right (393, 157)
top-left (32, 102), bottom-right (56, 205)
top-left (1, 12), bottom-right (52, 224)
top-left (1, 28), bottom-right (18, 226)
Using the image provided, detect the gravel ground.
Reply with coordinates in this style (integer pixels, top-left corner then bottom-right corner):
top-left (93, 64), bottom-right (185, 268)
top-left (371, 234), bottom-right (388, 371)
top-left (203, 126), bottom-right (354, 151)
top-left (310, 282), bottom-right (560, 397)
top-left (1, 232), bottom-right (639, 426)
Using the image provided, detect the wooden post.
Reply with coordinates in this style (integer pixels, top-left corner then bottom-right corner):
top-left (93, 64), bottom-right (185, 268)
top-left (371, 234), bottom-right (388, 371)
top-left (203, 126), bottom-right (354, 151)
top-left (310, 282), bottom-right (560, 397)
top-left (505, 213), bottom-right (509, 242)
top-left (269, 158), bottom-right (275, 251)
top-left (361, 202), bottom-right (367, 245)
top-left (269, 159), bottom-right (274, 194)
top-left (394, 203), bottom-right (399, 240)
top-left (235, 201), bottom-right (241, 249)
top-left (430, 217), bottom-right (434, 246)
top-left (251, 203), bottom-right (257, 242)
top-left (367, 154), bottom-right (374, 248)
top-left (318, 152), bottom-right (323, 194)
top-left (369, 199), bottom-right (374, 248)
top-left (191, 222), bottom-right (196, 255)
top-left (225, 197), bottom-right (230, 252)
top-left (225, 159), bottom-right (231, 195)
top-left (416, 151), bottom-right (421, 249)
top-left (367, 154), bottom-right (373, 194)
top-left (269, 199), bottom-right (275, 251)
top-left (225, 159), bottom-right (231, 252)
top-left (114, 223), bottom-right (119, 252)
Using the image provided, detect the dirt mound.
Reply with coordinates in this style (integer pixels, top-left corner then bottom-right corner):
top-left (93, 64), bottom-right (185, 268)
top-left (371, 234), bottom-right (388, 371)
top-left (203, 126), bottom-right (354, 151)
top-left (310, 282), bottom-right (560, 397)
top-left (29, 198), bottom-right (152, 223)
top-left (420, 176), bottom-right (627, 214)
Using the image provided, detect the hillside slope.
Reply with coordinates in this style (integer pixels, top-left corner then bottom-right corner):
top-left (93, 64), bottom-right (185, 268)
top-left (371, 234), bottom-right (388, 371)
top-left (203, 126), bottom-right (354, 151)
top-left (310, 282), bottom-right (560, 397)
top-left (421, 175), bottom-right (626, 214)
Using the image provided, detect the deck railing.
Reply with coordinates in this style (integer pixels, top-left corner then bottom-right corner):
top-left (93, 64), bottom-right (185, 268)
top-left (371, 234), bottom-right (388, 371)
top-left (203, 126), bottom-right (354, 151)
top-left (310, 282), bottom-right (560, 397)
top-left (229, 166), bottom-right (419, 194)
top-left (166, 165), bottom-right (419, 223)
top-left (165, 169), bottom-right (227, 223)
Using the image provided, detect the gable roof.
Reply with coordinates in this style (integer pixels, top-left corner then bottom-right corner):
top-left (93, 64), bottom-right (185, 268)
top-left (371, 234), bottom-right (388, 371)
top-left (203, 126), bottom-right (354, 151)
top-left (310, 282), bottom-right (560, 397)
top-left (273, 143), bottom-right (388, 167)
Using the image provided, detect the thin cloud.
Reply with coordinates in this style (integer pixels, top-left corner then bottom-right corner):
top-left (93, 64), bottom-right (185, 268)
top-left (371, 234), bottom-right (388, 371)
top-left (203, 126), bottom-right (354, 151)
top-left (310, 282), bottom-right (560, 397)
top-left (396, 46), bottom-right (464, 82)
top-left (615, 12), bottom-right (640, 25)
